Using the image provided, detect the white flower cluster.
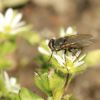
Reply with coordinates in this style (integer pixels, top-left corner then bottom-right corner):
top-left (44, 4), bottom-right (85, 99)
top-left (54, 50), bottom-right (86, 68)
top-left (0, 8), bottom-right (25, 35)
top-left (38, 27), bottom-right (86, 73)
top-left (3, 71), bottom-right (20, 94)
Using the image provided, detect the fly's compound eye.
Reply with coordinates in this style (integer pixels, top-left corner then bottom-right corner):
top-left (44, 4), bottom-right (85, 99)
top-left (48, 39), bottom-right (55, 51)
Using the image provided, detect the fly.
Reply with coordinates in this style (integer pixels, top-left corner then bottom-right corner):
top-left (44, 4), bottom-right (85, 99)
top-left (48, 34), bottom-right (93, 61)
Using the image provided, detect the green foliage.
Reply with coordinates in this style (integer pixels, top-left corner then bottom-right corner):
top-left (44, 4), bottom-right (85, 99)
top-left (0, 72), bottom-right (7, 97)
top-left (23, 31), bottom-right (41, 45)
top-left (0, 40), bottom-right (16, 69)
top-left (48, 70), bottom-right (65, 100)
top-left (7, 93), bottom-right (20, 100)
top-left (34, 72), bottom-right (52, 96)
top-left (34, 70), bottom-right (71, 100)
top-left (19, 88), bottom-right (43, 100)
top-left (85, 50), bottom-right (100, 67)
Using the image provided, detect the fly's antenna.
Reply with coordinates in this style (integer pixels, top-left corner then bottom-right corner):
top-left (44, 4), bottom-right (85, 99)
top-left (48, 51), bottom-right (53, 62)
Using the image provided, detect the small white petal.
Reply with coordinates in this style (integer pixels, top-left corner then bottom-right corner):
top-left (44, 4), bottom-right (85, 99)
top-left (60, 28), bottom-right (65, 37)
top-left (74, 61), bottom-right (85, 67)
top-left (66, 27), bottom-right (73, 34)
top-left (5, 8), bottom-right (13, 24)
top-left (66, 53), bottom-right (76, 62)
top-left (53, 54), bottom-right (65, 66)
top-left (4, 72), bottom-right (10, 84)
top-left (66, 26), bottom-right (77, 36)
top-left (38, 47), bottom-right (50, 55)
top-left (78, 54), bottom-right (86, 61)
top-left (12, 13), bottom-right (22, 27)
top-left (71, 56), bottom-right (77, 62)
top-left (13, 21), bottom-right (25, 28)
top-left (75, 50), bottom-right (81, 57)
top-left (10, 78), bottom-right (16, 86)
top-left (3, 71), bottom-right (20, 94)
top-left (3, 72), bottom-right (11, 89)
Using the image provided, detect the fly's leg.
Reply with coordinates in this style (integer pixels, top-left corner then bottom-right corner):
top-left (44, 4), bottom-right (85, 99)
top-left (68, 44), bottom-right (82, 55)
top-left (48, 51), bottom-right (53, 62)
top-left (64, 48), bottom-right (70, 86)
top-left (64, 49), bottom-right (67, 61)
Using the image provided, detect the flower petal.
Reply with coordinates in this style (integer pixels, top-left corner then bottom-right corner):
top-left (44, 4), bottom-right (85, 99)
top-left (78, 54), bottom-right (86, 61)
top-left (12, 13), bottom-right (22, 27)
top-left (53, 54), bottom-right (65, 66)
top-left (60, 28), bottom-right (65, 37)
top-left (13, 21), bottom-right (25, 28)
top-left (3, 71), bottom-right (10, 89)
top-left (66, 53), bottom-right (76, 62)
top-left (38, 47), bottom-right (50, 55)
top-left (10, 77), bottom-right (17, 86)
top-left (5, 8), bottom-right (13, 24)
top-left (74, 61), bottom-right (85, 67)
top-left (66, 27), bottom-right (73, 35)
top-left (66, 26), bottom-right (77, 36)
top-left (75, 50), bottom-right (81, 57)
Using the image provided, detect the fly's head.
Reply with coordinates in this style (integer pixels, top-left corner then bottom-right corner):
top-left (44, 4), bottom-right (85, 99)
top-left (48, 39), bottom-right (56, 51)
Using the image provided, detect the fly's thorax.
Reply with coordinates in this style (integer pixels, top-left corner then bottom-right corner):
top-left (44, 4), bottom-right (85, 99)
top-left (54, 38), bottom-right (66, 46)
top-left (53, 38), bottom-right (67, 50)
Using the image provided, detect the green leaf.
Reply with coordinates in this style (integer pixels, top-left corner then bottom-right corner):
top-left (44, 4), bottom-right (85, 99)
top-left (19, 88), bottom-right (43, 100)
top-left (47, 96), bottom-right (53, 100)
top-left (0, 58), bottom-right (14, 70)
top-left (34, 73), bottom-right (52, 96)
top-left (53, 88), bottom-right (64, 100)
top-left (49, 71), bottom-right (65, 91)
top-left (0, 40), bottom-right (16, 70)
top-left (0, 72), bottom-right (7, 95)
top-left (0, 41), bottom-right (16, 57)
top-left (48, 71), bottom-right (65, 100)
top-left (8, 93), bottom-right (20, 100)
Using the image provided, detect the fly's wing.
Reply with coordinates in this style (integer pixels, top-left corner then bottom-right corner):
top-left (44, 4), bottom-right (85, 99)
top-left (63, 34), bottom-right (93, 47)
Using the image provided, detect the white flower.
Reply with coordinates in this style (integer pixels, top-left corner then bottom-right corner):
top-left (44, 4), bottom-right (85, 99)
top-left (3, 71), bottom-right (20, 94)
top-left (38, 27), bottom-right (86, 73)
top-left (39, 40), bottom-right (86, 73)
top-left (38, 46), bottom-right (50, 55)
top-left (38, 40), bottom-right (85, 68)
top-left (60, 27), bottom-right (77, 37)
top-left (53, 50), bottom-right (86, 71)
top-left (0, 8), bottom-right (25, 35)
top-left (38, 40), bottom-right (51, 56)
